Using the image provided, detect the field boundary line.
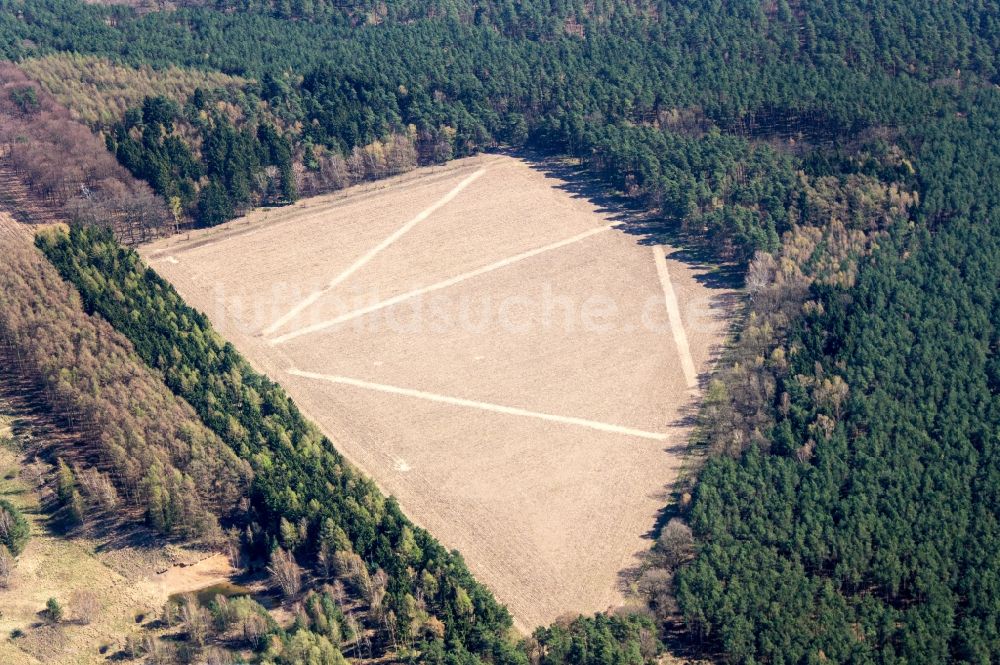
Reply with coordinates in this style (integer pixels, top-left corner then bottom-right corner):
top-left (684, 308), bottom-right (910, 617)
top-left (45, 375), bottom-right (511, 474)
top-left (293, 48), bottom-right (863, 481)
top-left (263, 167), bottom-right (487, 335)
top-left (269, 223), bottom-right (615, 345)
top-left (147, 158), bottom-right (497, 259)
top-left (653, 245), bottom-right (698, 389)
top-left (287, 368), bottom-right (667, 440)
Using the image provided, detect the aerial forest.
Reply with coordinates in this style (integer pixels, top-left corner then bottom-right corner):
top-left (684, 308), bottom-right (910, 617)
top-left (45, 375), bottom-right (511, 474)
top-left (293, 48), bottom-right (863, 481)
top-left (0, 0), bottom-right (997, 663)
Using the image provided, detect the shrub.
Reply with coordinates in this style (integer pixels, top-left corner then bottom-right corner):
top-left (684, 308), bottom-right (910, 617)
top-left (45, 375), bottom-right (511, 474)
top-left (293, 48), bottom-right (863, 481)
top-left (46, 597), bottom-right (63, 623)
top-left (0, 499), bottom-right (29, 556)
top-left (0, 545), bottom-right (13, 588)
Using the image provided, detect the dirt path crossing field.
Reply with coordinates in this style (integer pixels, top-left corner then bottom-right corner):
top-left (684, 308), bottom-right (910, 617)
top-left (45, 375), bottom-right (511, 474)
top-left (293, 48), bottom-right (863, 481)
top-left (142, 154), bottom-right (735, 630)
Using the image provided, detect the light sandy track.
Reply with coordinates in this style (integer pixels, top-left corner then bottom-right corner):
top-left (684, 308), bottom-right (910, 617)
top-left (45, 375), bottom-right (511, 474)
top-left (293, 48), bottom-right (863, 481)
top-left (141, 155), bottom-right (736, 629)
top-left (264, 168), bottom-right (487, 336)
top-left (654, 245), bottom-right (699, 389)
top-left (270, 223), bottom-right (615, 345)
top-left (288, 369), bottom-right (667, 440)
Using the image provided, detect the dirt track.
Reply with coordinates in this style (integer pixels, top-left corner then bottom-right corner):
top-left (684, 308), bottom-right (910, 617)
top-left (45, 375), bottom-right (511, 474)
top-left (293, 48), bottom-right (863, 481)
top-left (141, 154), bottom-right (734, 630)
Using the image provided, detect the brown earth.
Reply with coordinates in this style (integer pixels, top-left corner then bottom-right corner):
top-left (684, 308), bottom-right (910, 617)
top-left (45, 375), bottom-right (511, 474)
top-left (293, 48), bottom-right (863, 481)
top-left (141, 154), bottom-right (736, 630)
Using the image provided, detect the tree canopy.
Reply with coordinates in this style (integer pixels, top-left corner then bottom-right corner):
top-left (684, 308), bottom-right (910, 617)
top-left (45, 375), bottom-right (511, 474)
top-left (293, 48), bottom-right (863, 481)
top-left (4, 0), bottom-right (1000, 662)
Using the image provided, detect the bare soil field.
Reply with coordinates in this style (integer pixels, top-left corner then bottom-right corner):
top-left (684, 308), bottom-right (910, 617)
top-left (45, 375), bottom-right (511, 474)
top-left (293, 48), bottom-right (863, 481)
top-left (142, 153), bottom-right (735, 630)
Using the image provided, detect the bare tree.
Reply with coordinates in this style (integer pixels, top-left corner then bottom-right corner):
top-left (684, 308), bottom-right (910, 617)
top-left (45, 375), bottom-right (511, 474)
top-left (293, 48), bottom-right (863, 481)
top-left (241, 611), bottom-right (268, 649)
top-left (369, 568), bottom-right (388, 615)
top-left (144, 635), bottom-right (174, 665)
top-left (638, 568), bottom-right (676, 619)
top-left (0, 544), bottom-right (14, 588)
top-left (21, 457), bottom-right (48, 489)
top-left (268, 547), bottom-right (302, 598)
top-left (204, 646), bottom-right (233, 665)
top-left (224, 528), bottom-right (244, 571)
top-left (179, 594), bottom-right (209, 646)
top-left (657, 518), bottom-right (695, 569)
top-left (124, 634), bottom-right (144, 660)
top-left (0, 508), bottom-right (13, 543)
top-left (161, 598), bottom-right (179, 628)
top-left (75, 465), bottom-right (118, 510)
top-left (347, 146), bottom-right (368, 182)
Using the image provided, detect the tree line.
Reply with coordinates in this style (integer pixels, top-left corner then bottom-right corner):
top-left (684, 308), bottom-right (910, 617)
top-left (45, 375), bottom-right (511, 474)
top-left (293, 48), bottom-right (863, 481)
top-left (671, 90), bottom-right (1000, 663)
top-left (6, 0), bottom-right (996, 257)
top-left (15, 53), bottom-right (430, 228)
top-left (0, 220), bottom-right (251, 541)
top-left (38, 224), bottom-right (661, 664)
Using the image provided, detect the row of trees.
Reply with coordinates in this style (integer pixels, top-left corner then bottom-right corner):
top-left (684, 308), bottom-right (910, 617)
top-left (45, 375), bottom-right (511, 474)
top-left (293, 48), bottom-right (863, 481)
top-left (0, 62), bottom-right (169, 242)
top-left (144, 581), bottom-right (661, 665)
top-left (0, 220), bottom-right (251, 539)
top-left (150, 580), bottom-right (384, 663)
top-left (296, 132), bottom-right (419, 198)
top-left (37, 224), bottom-right (520, 663)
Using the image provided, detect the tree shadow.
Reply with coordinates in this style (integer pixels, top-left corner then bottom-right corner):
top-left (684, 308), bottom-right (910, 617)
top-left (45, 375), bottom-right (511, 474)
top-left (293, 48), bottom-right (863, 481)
top-left (500, 147), bottom-right (746, 291)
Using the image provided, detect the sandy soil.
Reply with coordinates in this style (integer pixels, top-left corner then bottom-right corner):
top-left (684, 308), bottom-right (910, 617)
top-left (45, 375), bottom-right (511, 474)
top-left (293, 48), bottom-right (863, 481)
top-left (141, 154), bottom-right (735, 630)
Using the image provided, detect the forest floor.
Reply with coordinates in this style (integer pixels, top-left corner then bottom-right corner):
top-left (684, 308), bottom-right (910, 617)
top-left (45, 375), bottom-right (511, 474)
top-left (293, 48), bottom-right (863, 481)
top-left (141, 153), bottom-right (736, 630)
top-left (0, 390), bottom-right (235, 664)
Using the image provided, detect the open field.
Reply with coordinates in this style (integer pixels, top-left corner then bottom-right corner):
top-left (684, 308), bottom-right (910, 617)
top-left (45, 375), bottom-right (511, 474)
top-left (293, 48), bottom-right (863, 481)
top-left (142, 153), bottom-right (735, 630)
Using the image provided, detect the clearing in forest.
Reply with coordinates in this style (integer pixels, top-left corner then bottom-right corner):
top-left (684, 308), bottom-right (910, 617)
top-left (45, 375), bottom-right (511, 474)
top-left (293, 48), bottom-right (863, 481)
top-left (141, 154), bottom-right (734, 630)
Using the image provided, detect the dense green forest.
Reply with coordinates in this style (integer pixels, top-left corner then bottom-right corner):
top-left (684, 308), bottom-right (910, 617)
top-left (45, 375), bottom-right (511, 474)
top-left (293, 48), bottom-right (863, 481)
top-left (5, 0), bottom-right (996, 254)
top-left (108, 93), bottom-right (297, 224)
top-left (2, 0), bottom-right (999, 662)
top-left (674, 96), bottom-right (1000, 663)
